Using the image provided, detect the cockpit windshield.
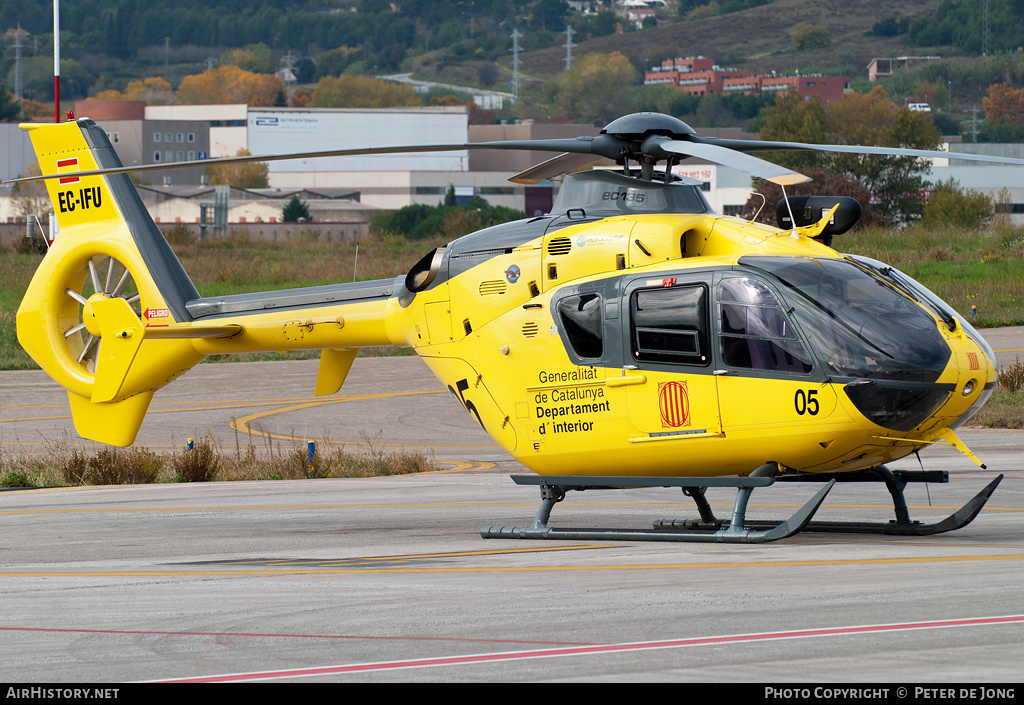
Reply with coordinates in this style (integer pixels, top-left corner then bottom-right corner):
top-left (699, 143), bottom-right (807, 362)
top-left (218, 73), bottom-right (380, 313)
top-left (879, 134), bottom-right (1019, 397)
top-left (741, 257), bottom-right (950, 383)
top-left (845, 254), bottom-right (997, 369)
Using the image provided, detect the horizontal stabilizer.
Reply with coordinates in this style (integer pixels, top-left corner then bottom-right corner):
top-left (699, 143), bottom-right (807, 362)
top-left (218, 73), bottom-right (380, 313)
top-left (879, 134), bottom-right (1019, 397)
top-left (144, 325), bottom-right (243, 339)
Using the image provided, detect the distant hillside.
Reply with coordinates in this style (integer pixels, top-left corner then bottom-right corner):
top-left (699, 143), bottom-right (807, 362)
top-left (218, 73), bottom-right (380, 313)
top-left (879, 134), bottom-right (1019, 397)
top-left (497, 0), bottom-right (946, 85)
top-left (4, 0), bottom-right (1019, 128)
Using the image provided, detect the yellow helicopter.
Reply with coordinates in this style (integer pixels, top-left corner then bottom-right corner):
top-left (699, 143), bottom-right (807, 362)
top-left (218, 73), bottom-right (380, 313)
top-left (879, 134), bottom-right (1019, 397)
top-left (10, 112), bottom-right (1017, 543)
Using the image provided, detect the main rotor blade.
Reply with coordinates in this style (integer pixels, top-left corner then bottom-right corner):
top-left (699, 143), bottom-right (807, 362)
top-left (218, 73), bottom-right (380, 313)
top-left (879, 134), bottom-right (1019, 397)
top-left (698, 136), bottom-right (1024, 167)
top-left (660, 139), bottom-right (811, 185)
top-left (509, 152), bottom-right (607, 184)
top-left (0, 143), bottom-right (466, 185)
top-left (2, 134), bottom-right (627, 185)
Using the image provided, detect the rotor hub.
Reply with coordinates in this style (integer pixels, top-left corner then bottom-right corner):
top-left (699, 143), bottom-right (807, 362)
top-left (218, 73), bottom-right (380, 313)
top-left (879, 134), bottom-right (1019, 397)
top-left (602, 113), bottom-right (696, 140)
top-left (82, 293), bottom-right (109, 337)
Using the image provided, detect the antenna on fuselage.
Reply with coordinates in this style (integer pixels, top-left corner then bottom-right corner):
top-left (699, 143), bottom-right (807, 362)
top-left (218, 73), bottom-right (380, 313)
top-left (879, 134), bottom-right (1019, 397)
top-left (780, 184), bottom-right (798, 238)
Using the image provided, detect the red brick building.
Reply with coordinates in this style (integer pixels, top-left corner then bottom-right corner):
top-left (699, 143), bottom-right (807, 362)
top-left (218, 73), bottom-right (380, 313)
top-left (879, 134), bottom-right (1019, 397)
top-left (645, 57), bottom-right (850, 104)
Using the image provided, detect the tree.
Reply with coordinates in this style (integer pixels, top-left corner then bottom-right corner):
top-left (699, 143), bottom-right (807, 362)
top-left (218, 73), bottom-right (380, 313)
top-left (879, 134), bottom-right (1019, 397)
top-left (282, 195), bottom-right (312, 222)
top-left (530, 0), bottom-right (569, 31)
top-left (791, 22), bottom-right (831, 51)
top-left (19, 99), bottom-right (49, 121)
top-left (755, 90), bottom-right (828, 170)
top-left (587, 8), bottom-right (619, 37)
top-left (930, 112), bottom-right (962, 136)
top-left (220, 44), bottom-right (275, 74)
top-left (291, 88), bottom-right (313, 108)
top-left (11, 56), bottom-right (94, 101)
top-left (0, 83), bottom-right (20, 121)
top-left (93, 77), bottom-right (173, 104)
top-left (313, 47), bottom-right (369, 80)
top-left (824, 87), bottom-right (941, 224)
top-left (430, 94), bottom-right (467, 107)
top-left (922, 179), bottom-right (993, 230)
top-left (309, 75), bottom-right (421, 108)
top-left (176, 66), bottom-right (284, 107)
top-left (369, 197), bottom-right (524, 239)
top-left (557, 52), bottom-right (639, 125)
top-left (206, 149), bottom-right (270, 189)
top-left (871, 17), bottom-right (909, 37)
top-left (756, 86), bottom-right (941, 224)
top-left (982, 83), bottom-right (1024, 125)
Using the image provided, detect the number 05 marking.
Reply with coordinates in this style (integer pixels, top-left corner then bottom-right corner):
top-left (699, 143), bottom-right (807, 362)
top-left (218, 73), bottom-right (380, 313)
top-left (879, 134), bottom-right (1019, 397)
top-left (794, 389), bottom-right (819, 416)
top-left (449, 378), bottom-right (485, 429)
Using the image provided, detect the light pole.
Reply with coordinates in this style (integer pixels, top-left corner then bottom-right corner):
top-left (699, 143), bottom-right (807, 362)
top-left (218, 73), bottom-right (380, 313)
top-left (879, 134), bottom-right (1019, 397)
top-left (53, 0), bottom-right (60, 122)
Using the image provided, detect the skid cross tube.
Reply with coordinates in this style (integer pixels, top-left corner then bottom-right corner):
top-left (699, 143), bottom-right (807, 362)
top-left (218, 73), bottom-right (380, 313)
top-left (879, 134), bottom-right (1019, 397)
top-left (481, 467), bottom-right (835, 544)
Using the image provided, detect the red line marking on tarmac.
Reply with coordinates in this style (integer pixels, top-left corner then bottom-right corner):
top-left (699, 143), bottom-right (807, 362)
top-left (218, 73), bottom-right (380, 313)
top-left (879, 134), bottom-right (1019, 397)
top-left (152, 614), bottom-right (1024, 682)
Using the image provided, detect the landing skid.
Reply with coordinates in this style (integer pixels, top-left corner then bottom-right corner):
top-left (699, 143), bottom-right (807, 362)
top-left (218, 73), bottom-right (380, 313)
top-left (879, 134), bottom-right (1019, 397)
top-left (765, 467), bottom-right (1004, 536)
top-left (481, 465), bottom-right (1003, 544)
top-left (481, 464), bottom-right (835, 544)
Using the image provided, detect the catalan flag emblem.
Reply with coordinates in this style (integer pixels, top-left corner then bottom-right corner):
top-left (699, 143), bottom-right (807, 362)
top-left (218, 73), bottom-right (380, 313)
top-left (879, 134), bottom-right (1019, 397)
top-left (658, 380), bottom-right (691, 428)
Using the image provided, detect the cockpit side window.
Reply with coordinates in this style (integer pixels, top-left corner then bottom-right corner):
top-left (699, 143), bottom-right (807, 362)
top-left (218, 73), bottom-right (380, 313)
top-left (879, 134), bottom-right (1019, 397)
top-left (558, 293), bottom-right (603, 358)
top-left (630, 284), bottom-right (710, 366)
top-left (718, 277), bottom-right (813, 374)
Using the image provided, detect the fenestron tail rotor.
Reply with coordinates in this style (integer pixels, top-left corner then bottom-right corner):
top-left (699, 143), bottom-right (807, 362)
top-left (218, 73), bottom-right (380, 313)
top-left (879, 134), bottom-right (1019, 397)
top-left (63, 255), bottom-right (142, 375)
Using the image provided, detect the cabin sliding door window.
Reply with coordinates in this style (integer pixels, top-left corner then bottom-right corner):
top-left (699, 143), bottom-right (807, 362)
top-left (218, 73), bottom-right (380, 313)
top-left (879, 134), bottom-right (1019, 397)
top-left (630, 284), bottom-right (710, 366)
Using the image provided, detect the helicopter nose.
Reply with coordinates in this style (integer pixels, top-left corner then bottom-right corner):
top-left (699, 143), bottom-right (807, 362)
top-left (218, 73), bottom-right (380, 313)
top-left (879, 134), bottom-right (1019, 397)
top-left (841, 324), bottom-right (996, 435)
top-left (946, 329), bottom-right (998, 430)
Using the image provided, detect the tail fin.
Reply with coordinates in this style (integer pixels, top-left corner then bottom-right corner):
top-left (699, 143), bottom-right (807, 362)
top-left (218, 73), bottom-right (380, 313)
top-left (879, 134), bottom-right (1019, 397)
top-left (17, 119), bottom-right (209, 446)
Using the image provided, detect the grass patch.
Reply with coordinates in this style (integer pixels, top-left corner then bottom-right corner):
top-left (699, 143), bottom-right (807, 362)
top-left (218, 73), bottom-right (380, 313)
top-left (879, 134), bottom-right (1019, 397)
top-left (841, 222), bottom-right (1024, 327)
top-left (0, 433), bottom-right (436, 488)
top-left (1, 471), bottom-right (36, 488)
top-left (968, 389), bottom-right (1024, 429)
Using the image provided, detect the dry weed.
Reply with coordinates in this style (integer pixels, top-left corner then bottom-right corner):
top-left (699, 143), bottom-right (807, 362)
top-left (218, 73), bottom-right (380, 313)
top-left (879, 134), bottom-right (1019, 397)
top-left (998, 358), bottom-right (1024, 393)
top-left (86, 447), bottom-right (163, 485)
top-left (171, 435), bottom-right (222, 482)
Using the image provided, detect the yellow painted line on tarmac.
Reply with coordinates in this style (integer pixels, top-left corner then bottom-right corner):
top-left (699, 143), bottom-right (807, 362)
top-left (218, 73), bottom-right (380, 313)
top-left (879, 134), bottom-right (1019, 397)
top-left (217, 545), bottom-right (611, 562)
top-left (1, 500), bottom-right (1019, 519)
top-left (3, 553), bottom-right (1024, 578)
top-left (1, 388), bottom-right (499, 453)
top-left (0, 390), bottom-right (449, 423)
top-left (0, 501), bottom-right (547, 516)
top-left (0, 398), bottom-right (325, 411)
top-left (229, 391), bottom-right (499, 451)
top-left (0, 413), bottom-right (72, 422)
top-left (431, 461), bottom-right (497, 473)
